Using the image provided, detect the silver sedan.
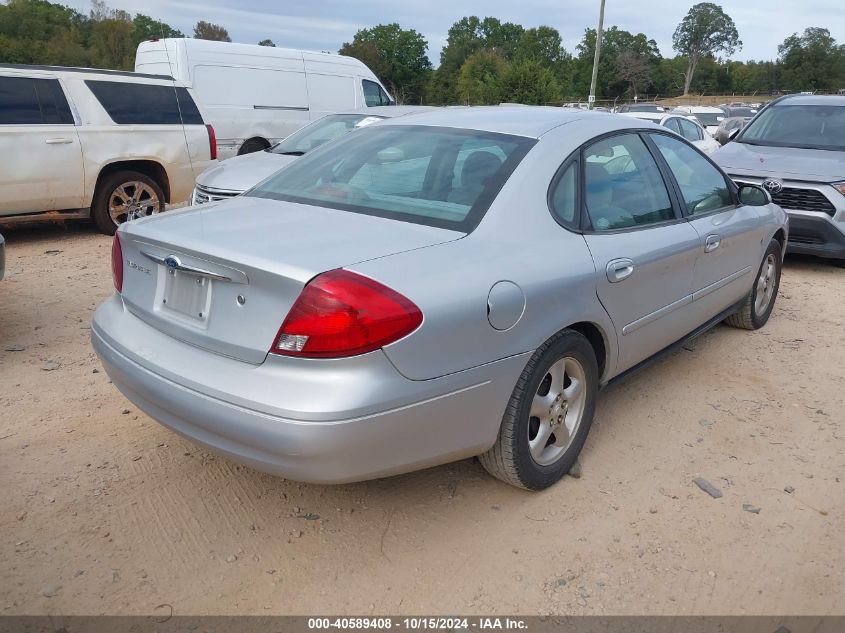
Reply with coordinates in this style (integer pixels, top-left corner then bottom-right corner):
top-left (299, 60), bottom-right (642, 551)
top-left (92, 107), bottom-right (787, 489)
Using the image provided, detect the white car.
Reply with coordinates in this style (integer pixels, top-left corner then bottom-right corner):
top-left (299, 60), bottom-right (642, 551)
top-left (192, 106), bottom-right (435, 204)
top-left (669, 106), bottom-right (725, 137)
top-left (618, 111), bottom-right (720, 155)
top-left (136, 38), bottom-right (394, 159)
top-left (0, 64), bottom-right (215, 234)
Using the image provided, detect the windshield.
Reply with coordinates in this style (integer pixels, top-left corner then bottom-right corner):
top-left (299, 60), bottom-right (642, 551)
top-left (270, 114), bottom-right (384, 155)
top-left (694, 113), bottom-right (724, 126)
top-left (249, 125), bottom-right (536, 232)
top-left (737, 104), bottom-right (845, 151)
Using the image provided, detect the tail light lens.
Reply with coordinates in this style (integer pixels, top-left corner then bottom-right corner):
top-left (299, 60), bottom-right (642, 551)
top-left (271, 270), bottom-right (422, 358)
top-left (111, 233), bottom-right (123, 293)
top-left (206, 124), bottom-right (217, 160)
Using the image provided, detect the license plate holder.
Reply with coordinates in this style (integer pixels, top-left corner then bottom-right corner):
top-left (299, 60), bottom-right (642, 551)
top-left (162, 269), bottom-right (211, 322)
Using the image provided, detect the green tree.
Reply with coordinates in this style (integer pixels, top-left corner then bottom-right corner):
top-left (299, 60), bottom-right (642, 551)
top-left (0, 0), bottom-right (90, 65)
top-left (340, 23), bottom-right (431, 104)
top-left (432, 16), bottom-right (526, 103)
top-left (500, 57), bottom-right (559, 104)
top-left (258, 39), bottom-right (275, 47)
top-left (132, 14), bottom-right (183, 48)
top-left (88, 0), bottom-right (134, 69)
top-left (456, 49), bottom-right (507, 104)
top-left (673, 3), bottom-right (741, 95)
top-left (193, 20), bottom-right (230, 42)
top-left (778, 28), bottom-right (844, 92)
top-left (573, 27), bottom-right (660, 100)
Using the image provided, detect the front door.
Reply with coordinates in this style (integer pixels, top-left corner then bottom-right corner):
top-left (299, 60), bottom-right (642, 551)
top-left (647, 132), bottom-right (761, 320)
top-left (579, 132), bottom-right (700, 375)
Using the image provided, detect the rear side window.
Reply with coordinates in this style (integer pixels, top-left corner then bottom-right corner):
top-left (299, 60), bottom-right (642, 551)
top-left (549, 162), bottom-right (578, 226)
top-left (583, 133), bottom-right (674, 231)
top-left (0, 76), bottom-right (73, 125)
top-left (663, 117), bottom-right (681, 134)
top-left (363, 79), bottom-right (391, 107)
top-left (86, 80), bottom-right (203, 125)
top-left (678, 118), bottom-right (703, 142)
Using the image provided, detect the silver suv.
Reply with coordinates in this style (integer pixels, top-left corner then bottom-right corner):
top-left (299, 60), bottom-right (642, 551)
top-left (713, 94), bottom-right (845, 261)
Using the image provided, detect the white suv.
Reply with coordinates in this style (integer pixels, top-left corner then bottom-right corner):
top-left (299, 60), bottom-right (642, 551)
top-left (0, 64), bottom-right (216, 234)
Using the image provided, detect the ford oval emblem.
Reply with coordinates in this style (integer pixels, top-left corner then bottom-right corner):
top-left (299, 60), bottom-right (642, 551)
top-left (762, 179), bottom-right (783, 194)
top-left (164, 255), bottom-right (181, 269)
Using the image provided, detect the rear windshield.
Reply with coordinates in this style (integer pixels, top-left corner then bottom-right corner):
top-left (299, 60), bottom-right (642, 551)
top-left (249, 125), bottom-right (535, 232)
top-left (626, 104), bottom-right (664, 112)
top-left (694, 112), bottom-right (724, 126)
top-left (737, 104), bottom-right (845, 151)
top-left (270, 114), bottom-right (384, 156)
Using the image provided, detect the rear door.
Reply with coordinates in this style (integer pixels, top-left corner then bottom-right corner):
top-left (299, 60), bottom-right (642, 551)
top-left (647, 132), bottom-right (761, 319)
top-left (579, 132), bottom-right (701, 374)
top-left (0, 75), bottom-right (83, 215)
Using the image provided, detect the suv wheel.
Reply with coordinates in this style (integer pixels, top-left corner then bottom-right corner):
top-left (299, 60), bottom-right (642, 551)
top-left (92, 171), bottom-right (164, 235)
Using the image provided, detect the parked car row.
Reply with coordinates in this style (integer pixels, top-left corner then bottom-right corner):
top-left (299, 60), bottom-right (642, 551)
top-left (2, 52), bottom-right (842, 491)
top-left (0, 39), bottom-right (394, 235)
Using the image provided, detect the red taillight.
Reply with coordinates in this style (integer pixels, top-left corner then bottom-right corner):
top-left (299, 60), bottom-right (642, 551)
top-left (270, 270), bottom-right (422, 358)
top-left (111, 233), bottom-right (123, 293)
top-left (206, 124), bottom-right (217, 160)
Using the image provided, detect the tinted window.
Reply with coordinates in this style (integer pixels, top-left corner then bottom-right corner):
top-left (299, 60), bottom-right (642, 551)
top-left (678, 118), bottom-right (703, 141)
top-left (651, 133), bottom-right (732, 215)
top-left (363, 79), bottom-right (391, 107)
top-left (175, 87), bottom-right (203, 125)
top-left (86, 80), bottom-right (202, 125)
top-left (549, 162), bottom-right (578, 225)
top-left (0, 76), bottom-right (72, 125)
top-left (249, 125), bottom-right (535, 231)
top-left (583, 133), bottom-right (674, 231)
top-left (738, 104), bottom-right (845, 151)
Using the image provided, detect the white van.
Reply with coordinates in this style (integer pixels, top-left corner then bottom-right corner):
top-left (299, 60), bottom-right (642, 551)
top-left (135, 38), bottom-right (394, 159)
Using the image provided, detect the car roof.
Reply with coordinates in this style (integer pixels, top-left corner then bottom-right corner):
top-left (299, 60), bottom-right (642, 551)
top-left (337, 105), bottom-right (440, 118)
top-left (772, 94), bottom-right (845, 106)
top-left (375, 105), bottom-right (622, 138)
top-left (0, 63), bottom-right (174, 82)
top-left (676, 105), bottom-right (723, 112)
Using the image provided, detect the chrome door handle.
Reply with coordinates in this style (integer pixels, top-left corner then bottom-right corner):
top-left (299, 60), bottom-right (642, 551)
top-left (705, 234), bottom-right (721, 253)
top-left (45, 138), bottom-right (73, 145)
top-left (606, 258), bottom-right (634, 283)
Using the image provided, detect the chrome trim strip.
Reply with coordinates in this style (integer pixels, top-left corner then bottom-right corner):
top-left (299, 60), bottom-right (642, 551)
top-left (253, 105), bottom-right (309, 111)
top-left (692, 266), bottom-right (752, 302)
top-left (140, 251), bottom-right (233, 282)
top-left (622, 294), bottom-right (693, 336)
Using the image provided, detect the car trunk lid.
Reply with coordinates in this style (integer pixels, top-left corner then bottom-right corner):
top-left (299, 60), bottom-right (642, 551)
top-left (118, 196), bottom-right (461, 364)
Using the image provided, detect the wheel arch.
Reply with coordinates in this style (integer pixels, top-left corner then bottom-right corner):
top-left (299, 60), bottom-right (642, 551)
top-left (94, 160), bottom-right (171, 203)
top-left (564, 321), bottom-right (609, 382)
top-left (238, 137), bottom-right (271, 155)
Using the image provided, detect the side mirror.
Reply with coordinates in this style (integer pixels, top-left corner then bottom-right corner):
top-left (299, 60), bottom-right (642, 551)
top-left (727, 128), bottom-right (741, 141)
top-left (738, 184), bottom-right (771, 206)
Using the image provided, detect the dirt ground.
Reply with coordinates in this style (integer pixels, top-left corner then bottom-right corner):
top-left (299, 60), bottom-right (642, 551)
top-left (1, 222), bottom-right (843, 616)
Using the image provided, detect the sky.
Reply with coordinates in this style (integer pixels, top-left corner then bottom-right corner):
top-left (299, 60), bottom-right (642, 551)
top-left (64, 0), bottom-right (845, 64)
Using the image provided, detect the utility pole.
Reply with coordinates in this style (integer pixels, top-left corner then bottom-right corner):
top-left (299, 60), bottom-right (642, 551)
top-left (588, 0), bottom-right (606, 110)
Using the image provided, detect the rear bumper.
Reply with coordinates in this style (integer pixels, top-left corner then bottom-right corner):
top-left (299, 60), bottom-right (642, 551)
top-left (786, 214), bottom-right (845, 260)
top-left (91, 295), bottom-right (527, 483)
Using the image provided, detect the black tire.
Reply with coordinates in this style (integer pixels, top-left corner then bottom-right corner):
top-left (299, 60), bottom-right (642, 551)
top-left (238, 138), bottom-right (269, 155)
top-left (479, 329), bottom-right (599, 490)
top-left (91, 170), bottom-right (165, 235)
top-left (725, 238), bottom-right (782, 330)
